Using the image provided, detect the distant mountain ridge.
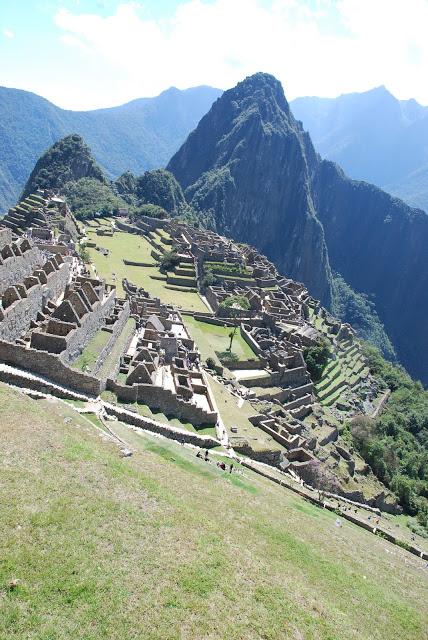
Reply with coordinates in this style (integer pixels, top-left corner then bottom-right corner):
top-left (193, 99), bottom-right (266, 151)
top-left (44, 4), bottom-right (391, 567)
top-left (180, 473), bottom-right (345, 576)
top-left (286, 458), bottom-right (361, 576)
top-left (291, 86), bottom-right (428, 212)
top-left (0, 84), bottom-right (222, 215)
top-left (168, 73), bottom-right (428, 384)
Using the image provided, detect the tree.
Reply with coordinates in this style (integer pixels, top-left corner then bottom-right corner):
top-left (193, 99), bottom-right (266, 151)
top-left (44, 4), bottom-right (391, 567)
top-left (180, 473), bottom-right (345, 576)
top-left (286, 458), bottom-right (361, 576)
top-left (159, 250), bottom-right (181, 273)
top-left (219, 295), bottom-right (250, 352)
top-left (201, 267), bottom-right (219, 289)
top-left (131, 203), bottom-right (168, 219)
top-left (77, 243), bottom-right (91, 264)
top-left (303, 338), bottom-right (330, 382)
top-left (64, 177), bottom-right (125, 219)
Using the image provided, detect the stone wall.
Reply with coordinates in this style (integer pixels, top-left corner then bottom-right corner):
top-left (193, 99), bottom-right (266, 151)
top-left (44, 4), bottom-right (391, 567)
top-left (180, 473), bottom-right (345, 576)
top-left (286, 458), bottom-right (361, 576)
top-left (0, 228), bottom-right (12, 250)
top-left (226, 359), bottom-right (267, 370)
top-left (135, 216), bottom-right (169, 232)
top-left (0, 340), bottom-right (103, 396)
top-left (0, 243), bottom-right (43, 296)
top-left (92, 301), bottom-right (131, 375)
top-left (0, 366), bottom-right (90, 401)
top-left (116, 220), bottom-right (141, 234)
top-left (103, 401), bottom-right (219, 448)
top-left (240, 365), bottom-right (307, 389)
top-left (35, 243), bottom-right (69, 255)
top-left (0, 261), bottom-right (70, 342)
top-left (166, 275), bottom-right (197, 288)
top-left (61, 289), bottom-right (117, 364)
top-left (240, 324), bottom-right (266, 357)
top-left (232, 442), bottom-right (283, 468)
top-left (106, 379), bottom-right (217, 426)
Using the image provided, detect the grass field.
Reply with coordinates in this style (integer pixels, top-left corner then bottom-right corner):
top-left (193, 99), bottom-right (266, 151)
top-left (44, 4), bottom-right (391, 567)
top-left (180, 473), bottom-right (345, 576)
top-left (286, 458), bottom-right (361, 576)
top-left (85, 229), bottom-right (208, 312)
top-left (183, 315), bottom-right (259, 364)
top-left (0, 382), bottom-right (427, 640)
top-left (207, 375), bottom-right (283, 453)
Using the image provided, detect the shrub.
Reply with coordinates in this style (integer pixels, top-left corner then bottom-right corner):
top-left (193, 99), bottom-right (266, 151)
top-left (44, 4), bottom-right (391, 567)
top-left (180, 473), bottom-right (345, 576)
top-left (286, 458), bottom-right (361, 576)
top-left (132, 203), bottom-right (168, 219)
top-left (201, 267), bottom-right (219, 289)
top-left (77, 243), bottom-right (91, 264)
top-left (159, 250), bottom-right (181, 273)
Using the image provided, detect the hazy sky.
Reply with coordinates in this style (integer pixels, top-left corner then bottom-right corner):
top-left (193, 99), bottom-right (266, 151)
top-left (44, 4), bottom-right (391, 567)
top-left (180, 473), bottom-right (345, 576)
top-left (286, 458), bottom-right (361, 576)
top-left (1, 0), bottom-right (427, 110)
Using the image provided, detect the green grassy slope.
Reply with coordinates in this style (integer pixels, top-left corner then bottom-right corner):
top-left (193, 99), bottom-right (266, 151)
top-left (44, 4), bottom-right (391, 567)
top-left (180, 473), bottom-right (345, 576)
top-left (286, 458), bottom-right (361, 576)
top-left (85, 228), bottom-right (208, 312)
top-left (0, 382), bottom-right (426, 640)
top-left (183, 315), bottom-right (259, 362)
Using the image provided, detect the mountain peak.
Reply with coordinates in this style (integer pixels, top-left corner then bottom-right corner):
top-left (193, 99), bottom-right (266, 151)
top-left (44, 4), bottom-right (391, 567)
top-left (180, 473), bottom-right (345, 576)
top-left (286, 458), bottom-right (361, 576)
top-left (22, 133), bottom-right (106, 199)
top-left (229, 72), bottom-right (289, 109)
top-left (168, 73), bottom-right (331, 303)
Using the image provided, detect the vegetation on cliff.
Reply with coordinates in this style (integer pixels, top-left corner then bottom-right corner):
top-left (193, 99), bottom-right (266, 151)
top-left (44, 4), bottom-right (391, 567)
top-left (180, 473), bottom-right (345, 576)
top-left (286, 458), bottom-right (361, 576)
top-left (348, 344), bottom-right (428, 534)
top-left (303, 339), bottom-right (330, 382)
top-left (135, 169), bottom-right (186, 215)
top-left (116, 169), bottom-right (186, 215)
top-left (331, 274), bottom-right (396, 361)
top-left (64, 178), bottom-right (125, 219)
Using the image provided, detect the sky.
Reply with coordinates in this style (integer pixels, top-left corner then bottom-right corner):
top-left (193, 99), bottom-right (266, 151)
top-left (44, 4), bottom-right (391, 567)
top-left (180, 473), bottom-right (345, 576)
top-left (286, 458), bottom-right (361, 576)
top-left (0, 0), bottom-right (427, 110)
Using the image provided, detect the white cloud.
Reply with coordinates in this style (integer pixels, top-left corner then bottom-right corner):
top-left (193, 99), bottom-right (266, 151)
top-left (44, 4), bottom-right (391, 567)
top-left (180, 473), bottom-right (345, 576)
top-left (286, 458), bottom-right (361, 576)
top-left (3, 28), bottom-right (15, 39)
top-left (53, 0), bottom-right (428, 108)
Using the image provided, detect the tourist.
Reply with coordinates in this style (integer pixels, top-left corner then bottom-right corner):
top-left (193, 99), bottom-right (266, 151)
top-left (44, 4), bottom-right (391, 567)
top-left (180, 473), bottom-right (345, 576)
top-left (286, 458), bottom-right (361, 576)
top-left (204, 449), bottom-right (209, 461)
top-left (229, 463), bottom-right (234, 474)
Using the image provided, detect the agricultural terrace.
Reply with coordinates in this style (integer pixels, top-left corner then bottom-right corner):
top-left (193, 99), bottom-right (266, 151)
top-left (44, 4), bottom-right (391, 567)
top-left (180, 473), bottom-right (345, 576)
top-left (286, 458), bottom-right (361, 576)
top-left (84, 227), bottom-right (208, 312)
top-left (309, 309), bottom-right (370, 406)
top-left (183, 315), bottom-right (259, 364)
top-left (1, 382), bottom-right (426, 640)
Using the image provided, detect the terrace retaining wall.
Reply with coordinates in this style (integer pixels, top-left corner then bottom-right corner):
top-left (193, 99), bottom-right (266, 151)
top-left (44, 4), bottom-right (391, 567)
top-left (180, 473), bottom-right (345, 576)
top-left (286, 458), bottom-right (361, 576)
top-left (0, 340), bottom-right (103, 396)
top-left (106, 379), bottom-right (217, 426)
top-left (103, 401), bottom-right (219, 448)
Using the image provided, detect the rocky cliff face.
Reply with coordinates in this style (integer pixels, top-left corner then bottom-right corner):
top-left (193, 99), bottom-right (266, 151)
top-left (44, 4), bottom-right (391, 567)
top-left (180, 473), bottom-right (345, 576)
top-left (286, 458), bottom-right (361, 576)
top-left (22, 134), bottom-right (106, 198)
top-left (311, 160), bottom-right (428, 384)
top-left (168, 73), bottom-right (332, 304)
top-left (168, 73), bottom-right (428, 384)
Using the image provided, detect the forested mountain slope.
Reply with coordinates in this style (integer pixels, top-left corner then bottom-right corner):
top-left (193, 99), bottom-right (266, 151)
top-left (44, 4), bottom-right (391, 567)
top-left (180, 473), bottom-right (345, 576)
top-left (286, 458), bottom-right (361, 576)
top-left (291, 87), bottom-right (428, 212)
top-left (0, 84), bottom-right (221, 214)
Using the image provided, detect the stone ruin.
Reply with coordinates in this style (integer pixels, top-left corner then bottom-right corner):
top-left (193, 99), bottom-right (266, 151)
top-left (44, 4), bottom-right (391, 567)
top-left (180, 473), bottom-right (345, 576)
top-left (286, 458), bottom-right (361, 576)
top-left (107, 281), bottom-right (217, 426)
top-left (2, 189), bottom-right (80, 245)
top-left (0, 202), bottom-right (379, 491)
